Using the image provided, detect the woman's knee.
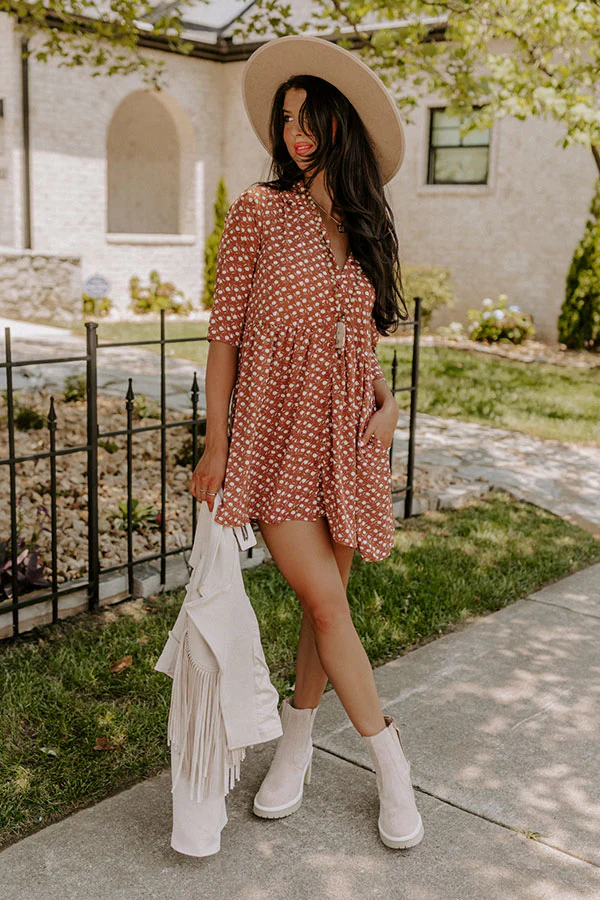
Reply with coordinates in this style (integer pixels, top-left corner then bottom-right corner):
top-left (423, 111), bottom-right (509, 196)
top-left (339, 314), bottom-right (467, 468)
top-left (299, 591), bottom-right (351, 634)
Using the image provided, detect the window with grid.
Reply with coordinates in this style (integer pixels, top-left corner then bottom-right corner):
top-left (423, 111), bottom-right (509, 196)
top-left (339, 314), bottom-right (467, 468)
top-left (427, 107), bottom-right (490, 185)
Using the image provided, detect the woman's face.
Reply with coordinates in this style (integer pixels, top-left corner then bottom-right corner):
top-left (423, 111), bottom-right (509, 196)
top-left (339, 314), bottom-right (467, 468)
top-left (282, 87), bottom-right (338, 169)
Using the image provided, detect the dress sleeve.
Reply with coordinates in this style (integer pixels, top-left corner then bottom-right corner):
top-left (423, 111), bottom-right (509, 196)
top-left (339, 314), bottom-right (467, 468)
top-left (206, 190), bottom-right (262, 347)
top-left (368, 314), bottom-right (387, 384)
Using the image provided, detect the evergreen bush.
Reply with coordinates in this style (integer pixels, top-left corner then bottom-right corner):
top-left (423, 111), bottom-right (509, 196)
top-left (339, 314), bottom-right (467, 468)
top-left (202, 177), bottom-right (229, 310)
top-left (558, 178), bottom-right (600, 351)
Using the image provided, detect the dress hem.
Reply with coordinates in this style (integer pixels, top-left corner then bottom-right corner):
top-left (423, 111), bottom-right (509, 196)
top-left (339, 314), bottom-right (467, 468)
top-left (214, 505), bottom-right (394, 564)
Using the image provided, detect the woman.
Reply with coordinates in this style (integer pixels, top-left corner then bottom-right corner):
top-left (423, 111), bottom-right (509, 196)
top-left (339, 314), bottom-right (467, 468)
top-left (190, 35), bottom-right (424, 850)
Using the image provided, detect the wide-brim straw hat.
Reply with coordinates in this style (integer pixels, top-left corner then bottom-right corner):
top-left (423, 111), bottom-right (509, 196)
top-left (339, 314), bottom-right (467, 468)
top-left (242, 34), bottom-right (406, 184)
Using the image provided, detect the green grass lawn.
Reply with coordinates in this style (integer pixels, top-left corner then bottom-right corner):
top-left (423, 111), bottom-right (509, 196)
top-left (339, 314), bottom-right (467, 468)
top-left (380, 345), bottom-right (600, 444)
top-left (72, 322), bottom-right (600, 444)
top-left (2, 490), bottom-right (599, 848)
top-left (72, 320), bottom-right (211, 364)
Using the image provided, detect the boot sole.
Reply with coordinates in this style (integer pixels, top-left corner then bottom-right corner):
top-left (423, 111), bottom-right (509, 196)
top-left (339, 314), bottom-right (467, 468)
top-left (253, 753), bottom-right (312, 819)
top-left (378, 813), bottom-right (424, 849)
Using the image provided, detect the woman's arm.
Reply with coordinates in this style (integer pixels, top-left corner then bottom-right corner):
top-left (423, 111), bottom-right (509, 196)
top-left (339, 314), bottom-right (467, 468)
top-left (189, 341), bottom-right (237, 510)
top-left (189, 188), bottom-right (263, 510)
top-left (204, 341), bottom-right (238, 451)
top-left (362, 316), bottom-right (399, 449)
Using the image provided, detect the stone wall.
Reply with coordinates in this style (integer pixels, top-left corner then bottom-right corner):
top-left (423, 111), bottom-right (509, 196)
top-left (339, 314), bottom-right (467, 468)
top-left (0, 248), bottom-right (82, 323)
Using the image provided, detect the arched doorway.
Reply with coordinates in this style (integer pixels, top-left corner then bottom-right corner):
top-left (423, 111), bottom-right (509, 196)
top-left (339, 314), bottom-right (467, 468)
top-left (106, 90), bottom-right (196, 235)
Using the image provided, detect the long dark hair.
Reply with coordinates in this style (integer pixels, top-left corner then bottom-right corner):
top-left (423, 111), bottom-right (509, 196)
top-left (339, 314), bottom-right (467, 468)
top-left (253, 74), bottom-right (409, 334)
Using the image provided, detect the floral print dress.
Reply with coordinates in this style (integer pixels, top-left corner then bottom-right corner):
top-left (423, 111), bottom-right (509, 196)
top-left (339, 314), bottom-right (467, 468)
top-left (206, 179), bottom-right (395, 562)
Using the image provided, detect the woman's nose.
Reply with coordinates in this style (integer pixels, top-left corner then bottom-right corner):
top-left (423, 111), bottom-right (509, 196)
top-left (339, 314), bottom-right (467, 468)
top-left (293, 126), bottom-right (311, 142)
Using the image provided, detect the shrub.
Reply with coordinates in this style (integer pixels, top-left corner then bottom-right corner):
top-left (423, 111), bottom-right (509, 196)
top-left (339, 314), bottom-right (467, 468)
top-left (401, 265), bottom-right (456, 330)
top-left (129, 270), bottom-right (192, 315)
top-left (0, 540), bottom-right (50, 599)
top-left (134, 395), bottom-right (160, 420)
top-left (83, 293), bottom-right (112, 318)
top-left (467, 294), bottom-right (536, 344)
top-left (202, 177), bottom-right (229, 310)
top-left (99, 438), bottom-right (119, 453)
top-left (63, 373), bottom-right (87, 403)
top-left (435, 321), bottom-right (466, 340)
top-left (0, 506), bottom-right (51, 599)
top-left (14, 403), bottom-right (46, 431)
top-left (108, 499), bottom-right (160, 533)
top-left (558, 178), bottom-right (600, 351)
top-left (174, 437), bottom-right (195, 470)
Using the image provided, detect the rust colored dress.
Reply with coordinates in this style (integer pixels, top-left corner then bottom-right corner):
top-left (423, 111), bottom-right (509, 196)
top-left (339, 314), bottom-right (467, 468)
top-left (206, 179), bottom-right (395, 562)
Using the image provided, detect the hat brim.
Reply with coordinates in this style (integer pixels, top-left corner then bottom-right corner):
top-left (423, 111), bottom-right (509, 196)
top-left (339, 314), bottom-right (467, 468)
top-left (241, 35), bottom-right (405, 185)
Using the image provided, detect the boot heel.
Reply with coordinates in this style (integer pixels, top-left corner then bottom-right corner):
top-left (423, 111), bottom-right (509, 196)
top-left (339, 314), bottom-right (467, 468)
top-left (304, 753), bottom-right (312, 784)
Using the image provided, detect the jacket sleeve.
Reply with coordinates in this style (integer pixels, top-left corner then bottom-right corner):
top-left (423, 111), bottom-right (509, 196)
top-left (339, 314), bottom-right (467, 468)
top-left (206, 189), bottom-right (262, 347)
top-left (368, 314), bottom-right (386, 385)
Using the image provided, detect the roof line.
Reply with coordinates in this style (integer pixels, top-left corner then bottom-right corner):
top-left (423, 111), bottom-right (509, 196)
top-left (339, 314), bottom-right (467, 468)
top-left (143, 0), bottom-right (260, 33)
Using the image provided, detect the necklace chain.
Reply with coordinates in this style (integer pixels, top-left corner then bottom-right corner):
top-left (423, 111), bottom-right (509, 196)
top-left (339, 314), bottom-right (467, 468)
top-left (307, 191), bottom-right (346, 233)
top-left (302, 182), bottom-right (359, 352)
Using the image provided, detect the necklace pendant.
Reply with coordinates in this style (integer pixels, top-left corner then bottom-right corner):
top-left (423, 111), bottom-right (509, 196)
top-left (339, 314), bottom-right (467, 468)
top-left (334, 318), bottom-right (346, 350)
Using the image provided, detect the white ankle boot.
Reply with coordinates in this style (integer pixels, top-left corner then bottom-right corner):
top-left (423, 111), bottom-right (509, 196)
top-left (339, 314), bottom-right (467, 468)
top-left (253, 695), bottom-right (319, 819)
top-left (363, 714), bottom-right (424, 849)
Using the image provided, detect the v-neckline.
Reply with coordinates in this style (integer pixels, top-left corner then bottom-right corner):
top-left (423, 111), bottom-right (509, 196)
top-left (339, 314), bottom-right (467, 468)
top-left (298, 180), bottom-right (352, 276)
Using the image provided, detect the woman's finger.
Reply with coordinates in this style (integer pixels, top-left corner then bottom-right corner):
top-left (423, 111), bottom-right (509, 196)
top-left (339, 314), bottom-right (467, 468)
top-left (359, 426), bottom-right (372, 446)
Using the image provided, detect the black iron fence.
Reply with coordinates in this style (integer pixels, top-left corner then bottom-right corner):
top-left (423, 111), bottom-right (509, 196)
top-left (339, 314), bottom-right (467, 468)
top-left (0, 298), bottom-right (421, 638)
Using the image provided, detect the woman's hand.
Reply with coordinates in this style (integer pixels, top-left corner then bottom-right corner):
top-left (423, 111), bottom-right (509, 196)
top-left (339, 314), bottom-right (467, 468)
top-left (360, 394), bottom-right (399, 451)
top-left (189, 437), bottom-right (229, 513)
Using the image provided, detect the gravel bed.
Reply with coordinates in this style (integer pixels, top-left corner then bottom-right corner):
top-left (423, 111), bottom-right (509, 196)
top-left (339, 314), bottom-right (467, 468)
top-left (0, 390), bottom-right (197, 584)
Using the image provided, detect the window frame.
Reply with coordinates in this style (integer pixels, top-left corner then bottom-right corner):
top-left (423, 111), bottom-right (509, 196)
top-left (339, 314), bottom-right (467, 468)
top-left (426, 105), bottom-right (491, 186)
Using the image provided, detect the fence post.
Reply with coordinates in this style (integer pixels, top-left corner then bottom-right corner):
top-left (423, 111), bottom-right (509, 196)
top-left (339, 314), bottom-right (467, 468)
top-left (404, 297), bottom-right (422, 519)
top-left (86, 322), bottom-right (100, 611)
top-left (159, 309), bottom-right (167, 588)
top-left (125, 379), bottom-right (135, 598)
top-left (4, 328), bottom-right (20, 635)
top-left (47, 397), bottom-right (59, 624)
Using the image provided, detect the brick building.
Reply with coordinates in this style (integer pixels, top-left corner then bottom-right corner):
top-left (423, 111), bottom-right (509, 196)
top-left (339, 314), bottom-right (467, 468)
top-left (0, 1), bottom-right (596, 339)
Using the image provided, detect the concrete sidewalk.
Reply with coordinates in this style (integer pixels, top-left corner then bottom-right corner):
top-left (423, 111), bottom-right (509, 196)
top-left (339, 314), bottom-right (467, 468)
top-left (2, 565), bottom-right (600, 900)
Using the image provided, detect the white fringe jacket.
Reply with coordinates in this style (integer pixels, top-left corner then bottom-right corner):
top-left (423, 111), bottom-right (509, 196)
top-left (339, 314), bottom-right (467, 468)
top-left (154, 491), bottom-right (283, 809)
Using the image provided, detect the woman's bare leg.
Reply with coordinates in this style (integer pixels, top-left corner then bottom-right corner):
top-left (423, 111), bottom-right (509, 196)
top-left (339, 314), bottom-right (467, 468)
top-left (257, 516), bottom-right (386, 737)
top-left (292, 530), bottom-right (354, 709)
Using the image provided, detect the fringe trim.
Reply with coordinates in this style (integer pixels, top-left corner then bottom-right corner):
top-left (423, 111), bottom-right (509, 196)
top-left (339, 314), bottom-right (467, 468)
top-left (167, 626), bottom-right (248, 803)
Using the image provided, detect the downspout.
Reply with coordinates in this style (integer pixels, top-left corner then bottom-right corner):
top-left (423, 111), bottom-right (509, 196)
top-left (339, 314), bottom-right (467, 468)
top-left (21, 38), bottom-right (31, 249)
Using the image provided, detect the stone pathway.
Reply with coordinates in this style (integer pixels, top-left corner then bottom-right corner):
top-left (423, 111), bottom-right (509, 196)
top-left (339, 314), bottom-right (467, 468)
top-left (392, 413), bottom-right (600, 533)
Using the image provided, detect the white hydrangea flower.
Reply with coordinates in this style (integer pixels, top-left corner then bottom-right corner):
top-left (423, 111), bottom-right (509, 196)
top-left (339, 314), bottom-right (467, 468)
top-left (493, 309), bottom-right (505, 320)
top-left (482, 311), bottom-right (491, 320)
top-left (482, 298), bottom-right (494, 309)
top-left (508, 305), bottom-right (521, 313)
